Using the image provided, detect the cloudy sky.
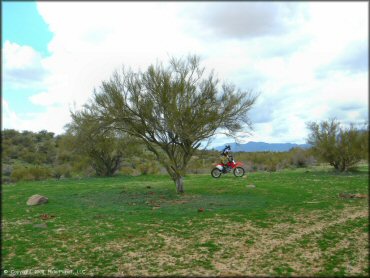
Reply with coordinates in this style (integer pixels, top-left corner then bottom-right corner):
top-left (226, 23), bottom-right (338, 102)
top-left (2, 1), bottom-right (368, 147)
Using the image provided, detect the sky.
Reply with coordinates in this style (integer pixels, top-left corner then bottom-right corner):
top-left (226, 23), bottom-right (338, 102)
top-left (2, 1), bottom-right (368, 147)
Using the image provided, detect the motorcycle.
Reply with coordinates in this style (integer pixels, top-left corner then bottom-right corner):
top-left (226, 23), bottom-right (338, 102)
top-left (211, 155), bottom-right (245, 178)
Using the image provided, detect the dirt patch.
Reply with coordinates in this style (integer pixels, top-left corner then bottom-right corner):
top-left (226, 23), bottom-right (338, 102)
top-left (103, 205), bottom-right (367, 276)
top-left (204, 206), bottom-right (368, 275)
top-left (171, 200), bottom-right (189, 204)
top-left (17, 205), bottom-right (366, 277)
top-left (339, 193), bottom-right (368, 199)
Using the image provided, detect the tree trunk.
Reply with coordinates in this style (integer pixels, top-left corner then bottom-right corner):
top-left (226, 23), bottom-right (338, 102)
top-left (175, 176), bottom-right (184, 194)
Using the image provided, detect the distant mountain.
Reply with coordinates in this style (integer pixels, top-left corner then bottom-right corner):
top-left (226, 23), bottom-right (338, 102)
top-left (214, 142), bottom-right (311, 152)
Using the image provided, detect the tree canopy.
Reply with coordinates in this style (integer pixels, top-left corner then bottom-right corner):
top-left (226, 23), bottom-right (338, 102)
top-left (67, 112), bottom-right (135, 177)
top-left (307, 119), bottom-right (368, 171)
top-left (71, 55), bottom-right (258, 192)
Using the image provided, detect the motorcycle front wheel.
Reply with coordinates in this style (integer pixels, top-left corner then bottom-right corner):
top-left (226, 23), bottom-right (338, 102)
top-left (233, 167), bottom-right (245, 177)
top-left (211, 168), bottom-right (222, 178)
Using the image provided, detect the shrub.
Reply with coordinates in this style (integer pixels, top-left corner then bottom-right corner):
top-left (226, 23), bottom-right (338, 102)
top-left (2, 165), bottom-right (12, 176)
top-left (2, 176), bottom-right (11, 184)
top-left (10, 166), bottom-right (52, 182)
top-left (120, 166), bottom-right (135, 176)
top-left (290, 149), bottom-right (308, 168)
top-left (53, 165), bottom-right (72, 179)
top-left (307, 119), bottom-right (368, 171)
top-left (10, 167), bottom-right (33, 182)
top-left (138, 161), bottom-right (160, 175)
top-left (28, 166), bottom-right (51, 180)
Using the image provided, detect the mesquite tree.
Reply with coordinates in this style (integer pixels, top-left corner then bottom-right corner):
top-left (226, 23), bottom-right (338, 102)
top-left (67, 112), bottom-right (133, 177)
top-left (79, 55), bottom-right (257, 192)
top-left (307, 119), bottom-right (368, 171)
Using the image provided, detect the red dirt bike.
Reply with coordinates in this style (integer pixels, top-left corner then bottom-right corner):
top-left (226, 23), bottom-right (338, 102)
top-left (211, 155), bottom-right (245, 178)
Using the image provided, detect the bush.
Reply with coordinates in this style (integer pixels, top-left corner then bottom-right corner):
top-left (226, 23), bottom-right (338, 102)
top-left (2, 176), bottom-right (11, 184)
top-left (29, 167), bottom-right (51, 180)
top-left (11, 167), bottom-right (33, 182)
top-left (120, 166), bottom-right (136, 176)
top-left (10, 166), bottom-right (52, 182)
top-left (290, 149), bottom-right (309, 168)
top-left (2, 165), bottom-right (12, 176)
top-left (307, 120), bottom-right (368, 171)
top-left (138, 161), bottom-right (160, 175)
top-left (52, 165), bottom-right (72, 179)
top-left (276, 159), bottom-right (290, 171)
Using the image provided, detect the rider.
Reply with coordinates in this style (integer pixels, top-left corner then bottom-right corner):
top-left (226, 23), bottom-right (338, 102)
top-left (220, 145), bottom-right (232, 173)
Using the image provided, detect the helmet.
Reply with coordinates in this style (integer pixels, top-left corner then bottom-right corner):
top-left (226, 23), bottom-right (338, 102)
top-left (222, 145), bottom-right (231, 155)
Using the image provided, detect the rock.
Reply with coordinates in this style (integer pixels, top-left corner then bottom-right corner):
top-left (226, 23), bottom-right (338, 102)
top-left (33, 223), bottom-right (47, 229)
top-left (27, 194), bottom-right (48, 206)
top-left (246, 184), bottom-right (256, 188)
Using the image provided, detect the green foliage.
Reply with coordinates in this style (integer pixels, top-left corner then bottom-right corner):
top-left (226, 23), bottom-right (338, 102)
top-left (28, 166), bottom-right (52, 180)
top-left (137, 161), bottom-right (160, 175)
top-left (2, 129), bottom-right (64, 182)
top-left (1, 129), bottom-right (91, 182)
top-left (54, 133), bottom-right (92, 175)
top-left (2, 169), bottom-right (368, 276)
top-left (52, 164), bottom-right (72, 180)
top-left (0, 126), bottom-right (321, 184)
top-left (289, 147), bottom-right (316, 168)
top-left (230, 148), bottom-right (315, 173)
top-left (76, 55), bottom-right (258, 192)
top-left (2, 129), bottom-right (57, 165)
top-left (10, 166), bottom-right (52, 182)
top-left (307, 119), bottom-right (368, 171)
top-left (67, 112), bottom-right (138, 177)
top-left (119, 166), bottom-right (136, 176)
top-left (10, 167), bottom-right (32, 182)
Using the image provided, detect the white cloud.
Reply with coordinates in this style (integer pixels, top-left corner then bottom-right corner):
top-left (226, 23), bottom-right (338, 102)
top-left (3, 41), bottom-right (47, 86)
top-left (3, 2), bottom-right (367, 144)
top-left (29, 91), bottom-right (55, 106)
top-left (2, 99), bottom-right (70, 134)
top-left (2, 99), bottom-right (20, 129)
top-left (182, 2), bottom-right (307, 40)
top-left (3, 41), bottom-right (41, 69)
top-left (34, 2), bottom-right (204, 110)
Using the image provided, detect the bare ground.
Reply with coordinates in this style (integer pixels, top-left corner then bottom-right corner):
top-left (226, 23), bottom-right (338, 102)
top-left (100, 204), bottom-right (368, 276)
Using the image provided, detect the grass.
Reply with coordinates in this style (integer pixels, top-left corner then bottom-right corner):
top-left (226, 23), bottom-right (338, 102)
top-left (2, 166), bottom-right (369, 276)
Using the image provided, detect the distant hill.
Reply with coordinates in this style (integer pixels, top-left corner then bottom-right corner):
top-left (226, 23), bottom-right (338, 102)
top-left (214, 142), bottom-right (311, 152)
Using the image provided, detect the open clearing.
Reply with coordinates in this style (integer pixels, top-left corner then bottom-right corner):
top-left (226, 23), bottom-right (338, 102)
top-left (2, 167), bottom-right (369, 276)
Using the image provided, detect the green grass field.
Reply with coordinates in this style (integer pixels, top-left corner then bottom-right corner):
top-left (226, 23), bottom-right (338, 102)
top-left (2, 166), bottom-right (369, 276)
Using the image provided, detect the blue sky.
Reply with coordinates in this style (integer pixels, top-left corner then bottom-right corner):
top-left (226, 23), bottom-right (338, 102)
top-left (2, 1), bottom-right (52, 55)
top-left (2, 2), bottom-right (368, 146)
top-left (3, 1), bottom-right (52, 117)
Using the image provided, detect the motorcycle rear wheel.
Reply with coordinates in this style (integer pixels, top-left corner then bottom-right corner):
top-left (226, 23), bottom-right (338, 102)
top-left (233, 167), bottom-right (245, 177)
top-left (211, 168), bottom-right (222, 178)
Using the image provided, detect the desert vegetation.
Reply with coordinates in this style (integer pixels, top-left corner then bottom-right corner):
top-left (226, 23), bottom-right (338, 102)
top-left (2, 167), bottom-right (368, 276)
top-left (2, 55), bottom-right (368, 277)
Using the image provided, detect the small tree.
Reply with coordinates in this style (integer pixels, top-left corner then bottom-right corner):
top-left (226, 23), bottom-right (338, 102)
top-left (79, 55), bottom-right (257, 192)
top-left (67, 113), bottom-right (134, 177)
top-left (307, 119), bottom-right (368, 172)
